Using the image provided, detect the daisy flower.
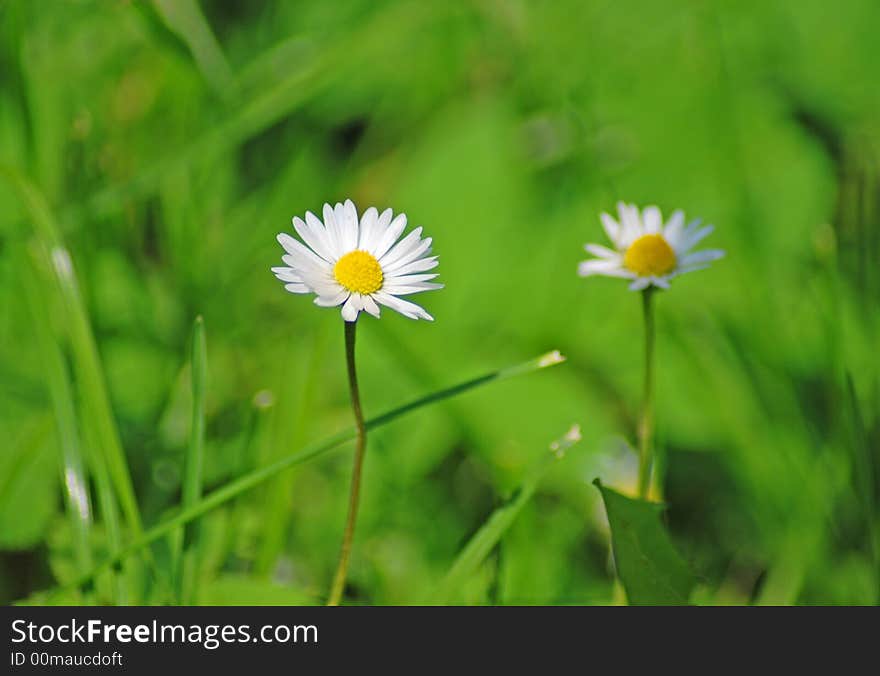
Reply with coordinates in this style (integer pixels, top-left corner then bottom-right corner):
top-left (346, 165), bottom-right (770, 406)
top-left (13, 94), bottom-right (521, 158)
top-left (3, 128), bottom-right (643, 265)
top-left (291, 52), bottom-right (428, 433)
top-left (273, 199), bottom-right (441, 321)
top-left (578, 202), bottom-right (724, 291)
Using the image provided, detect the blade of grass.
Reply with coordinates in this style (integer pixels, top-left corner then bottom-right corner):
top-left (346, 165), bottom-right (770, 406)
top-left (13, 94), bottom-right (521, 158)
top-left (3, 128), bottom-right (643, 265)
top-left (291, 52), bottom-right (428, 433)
top-left (845, 374), bottom-right (879, 603)
top-left (427, 424), bottom-right (582, 605)
top-left (172, 316), bottom-right (208, 604)
top-left (40, 350), bottom-right (567, 600)
top-left (1, 168), bottom-right (144, 541)
top-left (20, 248), bottom-right (94, 580)
top-left (150, 0), bottom-right (235, 96)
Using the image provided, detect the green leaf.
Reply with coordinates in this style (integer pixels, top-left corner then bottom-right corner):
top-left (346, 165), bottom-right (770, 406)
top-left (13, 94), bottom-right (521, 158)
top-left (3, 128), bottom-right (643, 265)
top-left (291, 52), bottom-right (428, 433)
top-left (429, 424), bottom-right (581, 604)
top-left (594, 479), bottom-right (695, 605)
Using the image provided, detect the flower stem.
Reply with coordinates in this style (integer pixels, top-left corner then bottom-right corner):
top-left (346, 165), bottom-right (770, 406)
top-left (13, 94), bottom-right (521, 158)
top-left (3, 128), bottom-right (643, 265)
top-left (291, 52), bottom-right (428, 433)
top-left (327, 319), bottom-right (367, 606)
top-left (637, 288), bottom-right (656, 499)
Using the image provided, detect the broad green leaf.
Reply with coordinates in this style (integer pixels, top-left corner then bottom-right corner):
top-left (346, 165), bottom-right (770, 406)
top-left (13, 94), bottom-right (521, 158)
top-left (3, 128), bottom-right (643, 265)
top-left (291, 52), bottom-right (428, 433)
top-left (594, 479), bottom-right (695, 605)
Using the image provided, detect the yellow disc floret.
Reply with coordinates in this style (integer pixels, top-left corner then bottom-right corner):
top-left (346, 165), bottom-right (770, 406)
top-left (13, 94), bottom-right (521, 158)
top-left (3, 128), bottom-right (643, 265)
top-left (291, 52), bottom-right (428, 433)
top-left (333, 250), bottom-right (384, 295)
top-left (623, 234), bottom-right (676, 276)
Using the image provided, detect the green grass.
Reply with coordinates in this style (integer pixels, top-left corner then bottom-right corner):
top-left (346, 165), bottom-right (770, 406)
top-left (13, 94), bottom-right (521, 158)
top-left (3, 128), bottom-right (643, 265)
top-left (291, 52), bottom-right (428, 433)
top-left (0, 0), bottom-right (878, 606)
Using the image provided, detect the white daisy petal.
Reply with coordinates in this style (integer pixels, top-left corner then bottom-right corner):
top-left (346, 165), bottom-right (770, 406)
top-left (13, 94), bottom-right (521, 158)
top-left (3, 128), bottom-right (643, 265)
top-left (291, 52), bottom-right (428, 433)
top-left (371, 213), bottom-right (408, 259)
top-left (600, 213), bottom-right (621, 247)
top-left (642, 206), bottom-right (662, 234)
top-left (629, 277), bottom-right (652, 291)
top-left (377, 208), bottom-right (393, 229)
top-left (386, 256), bottom-right (439, 276)
top-left (340, 295), bottom-right (360, 322)
top-left (284, 283), bottom-right (310, 294)
top-left (379, 227), bottom-right (424, 268)
top-left (663, 210), bottom-right (685, 247)
top-left (651, 276), bottom-right (671, 289)
top-left (271, 266), bottom-right (303, 283)
top-left (680, 249), bottom-right (725, 266)
top-left (320, 205), bottom-right (343, 253)
top-left (342, 199), bottom-right (359, 251)
top-left (678, 224), bottom-right (715, 253)
top-left (314, 290), bottom-right (350, 306)
top-left (358, 207), bottom-right (379, 250)
top-left (618, 202), bottom-right (643, 246)
top-left (383, 284), bottom-right (443, 296)
top-left (383, 273), bottom-right (439, 285)
top-left (293, 216), bottom-right (334, 262)
top-left (381, 234), bottom-right (432, 272)
top-left (585, 243), bottom-right (620, 259)
top-left (362, 295), bottom-right (381, 318)
top-left (577, 259), bottom-right (632, 278)
top-left (278, 235), bottom-right (331, 273)
top-left (373, 291), bottom-right (434, 321)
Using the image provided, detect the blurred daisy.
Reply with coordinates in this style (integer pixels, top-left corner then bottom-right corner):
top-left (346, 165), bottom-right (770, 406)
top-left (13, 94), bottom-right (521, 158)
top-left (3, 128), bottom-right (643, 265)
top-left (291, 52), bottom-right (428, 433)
top-left (578, 202), bottom-right (724, 291)
top-left (273, 199), bottom-right (441, 321)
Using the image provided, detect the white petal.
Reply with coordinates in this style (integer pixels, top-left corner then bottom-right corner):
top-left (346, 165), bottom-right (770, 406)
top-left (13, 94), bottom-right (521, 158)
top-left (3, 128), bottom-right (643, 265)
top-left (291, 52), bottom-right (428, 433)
top-left (584, 243), bottom-right (620, 259)
top-left (384, 273), bottom-right (439, 285)
top-left (379, 227), bottom-right (424, 269)
top-left (358, 207), bottom-right (379, 250)
top-left (386, 256), bottom-right (439, 276)
top-left (293, 216), bottom-right (334, 262)
top-left (271, 266), bottom-right (303, 283)
top-left (642, 206), bottom-right (662, 234)
top-left (678, 223), bottom-right (714, 253)
top-left (341, 199), bottom-right (359, 251)
top-left (314, 289), bottom-right (349, 307)
top-left (628, 277), bottom-right (652, 291)
top-left (284, 283), bottom-right (310, 294)
top-left (371, 213), bottom-right (407, 259)
top-left (600, 213), bottom-right (621, 247)
top-left (651, 276), bottom-right (670, 289)
top-left (382, 285), bottom-right (443, 296)
top-left (373, 291), bottom-right (433, 320)
top-left (663, 210), bottom-right (685, 248)
top-left (340, 295), bottom-right (360, 322)
top-left (277, 233), bottom-right (329, 272)
top-left (617, 202), bottom-right (643, 246)
top-left (318, 203), bottom-right (345, 258)
top-left (362, 295), bottom-right (381, 318)
top-left (381, 235), bottom-right (432, 273)
top-left (679, 249), bottom-right (725, 266)
top-left (377, 208), bottom-right (393, 230)
top-left (577, 259), bottom-right (632, 278)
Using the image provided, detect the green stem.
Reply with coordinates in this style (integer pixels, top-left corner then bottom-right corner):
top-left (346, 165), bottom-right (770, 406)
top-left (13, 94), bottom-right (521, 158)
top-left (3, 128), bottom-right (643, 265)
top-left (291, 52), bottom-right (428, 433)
top-left (43, 350), bottom-right (565, 601)
top-left (327, 320), bottom-right (367, 606)
top-left (637, 288), bottom-right (656, 499)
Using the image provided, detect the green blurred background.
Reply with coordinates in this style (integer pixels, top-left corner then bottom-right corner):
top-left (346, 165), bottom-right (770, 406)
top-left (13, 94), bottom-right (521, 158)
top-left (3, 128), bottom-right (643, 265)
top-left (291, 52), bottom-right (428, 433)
top-left (1, 0), bottom-right (878, 605)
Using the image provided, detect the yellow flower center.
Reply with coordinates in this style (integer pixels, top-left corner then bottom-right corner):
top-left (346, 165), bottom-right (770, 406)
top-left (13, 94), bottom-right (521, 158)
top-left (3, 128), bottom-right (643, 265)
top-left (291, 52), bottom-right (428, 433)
top-left (623, 234), bottom-right (676, 276)
top-left (333, 250), bottom-right (384, 294)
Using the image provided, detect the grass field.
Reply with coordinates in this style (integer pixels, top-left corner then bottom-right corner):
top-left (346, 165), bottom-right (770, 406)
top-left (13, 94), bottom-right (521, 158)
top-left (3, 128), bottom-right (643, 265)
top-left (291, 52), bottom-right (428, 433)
top-left (1, 0), bottom-right (878, 605)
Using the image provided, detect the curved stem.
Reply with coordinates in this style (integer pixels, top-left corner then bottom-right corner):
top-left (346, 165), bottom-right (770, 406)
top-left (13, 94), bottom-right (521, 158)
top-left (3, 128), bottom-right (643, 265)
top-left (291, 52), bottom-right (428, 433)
top-left (327, 320), bottom-right (367, 606)
top-left (637, 288), bottom-right (656, 499)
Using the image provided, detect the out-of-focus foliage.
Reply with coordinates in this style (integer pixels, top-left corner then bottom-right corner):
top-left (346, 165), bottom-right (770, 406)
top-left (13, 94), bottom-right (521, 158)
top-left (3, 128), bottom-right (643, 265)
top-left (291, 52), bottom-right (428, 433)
top-left (0, 0), bottom-right (878, 605)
